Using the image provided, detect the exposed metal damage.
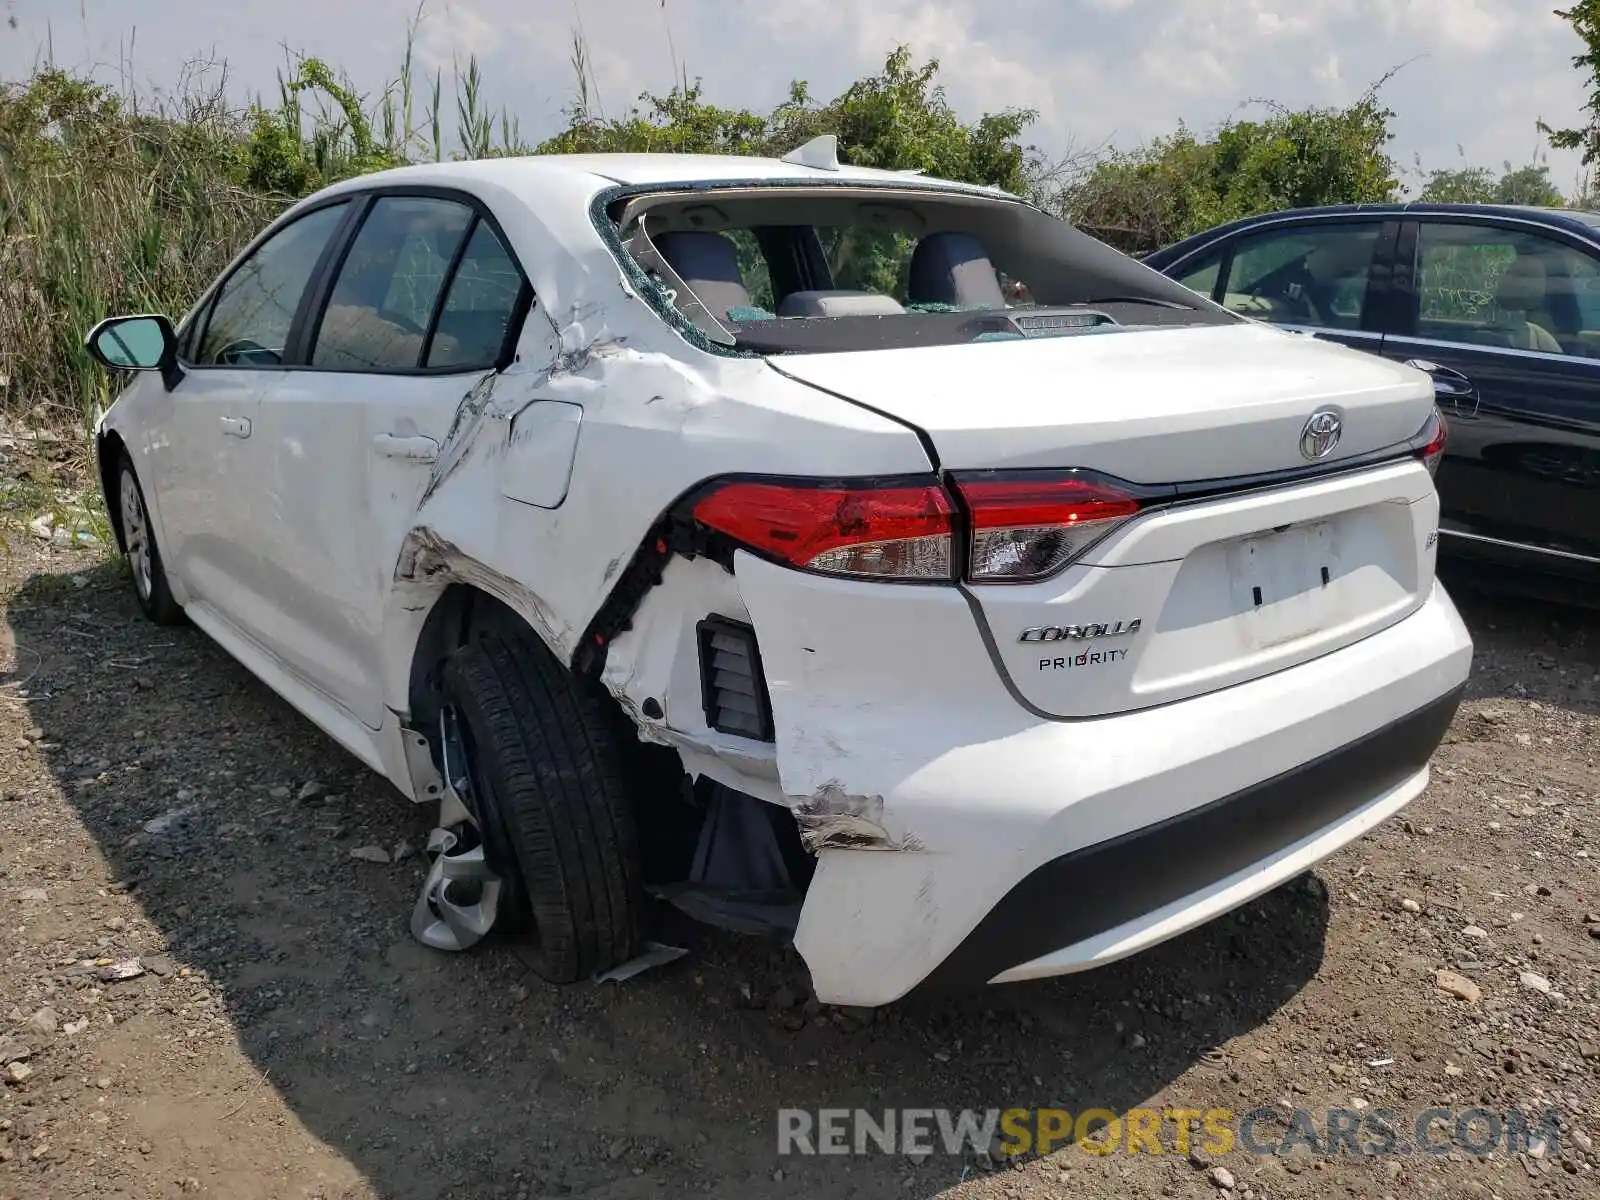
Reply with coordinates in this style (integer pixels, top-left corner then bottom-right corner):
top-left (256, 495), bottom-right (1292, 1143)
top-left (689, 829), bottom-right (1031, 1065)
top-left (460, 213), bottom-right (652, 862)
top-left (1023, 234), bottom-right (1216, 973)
top-left (393, 525), bottom-right (573, 653)
top-left (419, 371), bottom-right (500, 507)
top-left (792, 784), bottom-right (913, 852)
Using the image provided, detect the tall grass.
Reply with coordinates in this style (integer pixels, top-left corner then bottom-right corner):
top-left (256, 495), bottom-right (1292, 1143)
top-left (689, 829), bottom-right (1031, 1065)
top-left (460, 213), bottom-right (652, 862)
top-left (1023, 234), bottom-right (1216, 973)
top-left (0, 23), bottom-right (525, 435)
top-left (0, 69), bottom-right (275, 429)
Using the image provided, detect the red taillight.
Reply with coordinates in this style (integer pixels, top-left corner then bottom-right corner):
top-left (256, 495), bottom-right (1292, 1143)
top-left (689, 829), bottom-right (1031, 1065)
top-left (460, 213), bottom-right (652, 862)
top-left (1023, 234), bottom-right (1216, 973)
top-left (1416, 407), bottom-right (1448, 476)
top-left (691, 479), bottom-right (955, 580)
top-left (950, 472), bottom-right (1143, 582)
top-left (692, 472), bottom-right (1144, 584)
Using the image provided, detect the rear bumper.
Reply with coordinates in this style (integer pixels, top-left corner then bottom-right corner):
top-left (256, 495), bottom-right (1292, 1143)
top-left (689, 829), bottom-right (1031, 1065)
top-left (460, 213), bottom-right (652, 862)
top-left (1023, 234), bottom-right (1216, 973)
top-left (735, 556), bottom-right (1473, 1007)
top-left (916, 681), bottom-right (1461, 995)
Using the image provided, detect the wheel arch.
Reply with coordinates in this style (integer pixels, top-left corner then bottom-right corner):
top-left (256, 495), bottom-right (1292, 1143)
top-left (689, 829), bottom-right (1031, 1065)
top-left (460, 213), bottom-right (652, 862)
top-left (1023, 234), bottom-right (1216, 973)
top-left (402, 582), bottom-right (493, 736)
top-left (394, 574), bottom-right (597, 743)
top-left (96, 427), bottom-right (129, 555)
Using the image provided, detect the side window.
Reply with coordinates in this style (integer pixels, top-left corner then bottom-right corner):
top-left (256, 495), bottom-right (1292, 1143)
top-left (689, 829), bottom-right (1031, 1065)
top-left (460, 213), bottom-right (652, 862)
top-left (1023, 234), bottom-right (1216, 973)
top-left (196, 201), bottom-right (349, 366)
top-left (723, 229), bottom-right (776, 313)
top-left (1217, 223), bottom-right (1381, 330)
top-left (1566, 253), bottom-right (1600, 352)
top-left (312, 197), bottom-right (474, 371)
top-left (425, 219), bottom-right (526, 369)
top-left (1173, 251), bottom-right (1223, 302)
top-left (1415, 223), bottom-right (1600, 357)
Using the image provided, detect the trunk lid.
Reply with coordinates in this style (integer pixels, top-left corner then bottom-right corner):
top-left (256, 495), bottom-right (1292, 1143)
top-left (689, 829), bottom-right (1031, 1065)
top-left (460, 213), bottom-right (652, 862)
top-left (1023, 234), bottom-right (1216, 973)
top-left (768, 322), bottom-right (1433, 479)
top-left (771, 321), bottom-right (1443, 718)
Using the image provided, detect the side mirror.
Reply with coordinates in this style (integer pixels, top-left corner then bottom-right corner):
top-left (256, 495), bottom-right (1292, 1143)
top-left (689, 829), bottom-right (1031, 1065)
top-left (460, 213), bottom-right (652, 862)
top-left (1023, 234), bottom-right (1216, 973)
top-left (84, 314), bottom-right (183, 390)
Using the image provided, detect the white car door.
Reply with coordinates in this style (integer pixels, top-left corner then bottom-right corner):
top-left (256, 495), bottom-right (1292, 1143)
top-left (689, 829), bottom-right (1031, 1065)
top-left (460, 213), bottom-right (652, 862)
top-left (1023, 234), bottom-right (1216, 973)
top-left (155, 200), bottom-right (355, 625)
top-left (245, 192), bottom-right (534, 728)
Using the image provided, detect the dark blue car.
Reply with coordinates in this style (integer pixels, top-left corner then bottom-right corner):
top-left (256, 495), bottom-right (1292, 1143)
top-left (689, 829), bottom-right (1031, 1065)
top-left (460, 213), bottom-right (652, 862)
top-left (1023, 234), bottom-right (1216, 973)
top-left (1143, 204), bottom-right (1600, 600)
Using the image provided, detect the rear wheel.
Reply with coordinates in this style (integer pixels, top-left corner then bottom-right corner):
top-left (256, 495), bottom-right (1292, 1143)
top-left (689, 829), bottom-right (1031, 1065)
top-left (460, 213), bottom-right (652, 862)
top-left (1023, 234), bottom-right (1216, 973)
top-left (116, 455), bottom-right (183, 625)
top-left (438, 633), bottom-right (645, 982)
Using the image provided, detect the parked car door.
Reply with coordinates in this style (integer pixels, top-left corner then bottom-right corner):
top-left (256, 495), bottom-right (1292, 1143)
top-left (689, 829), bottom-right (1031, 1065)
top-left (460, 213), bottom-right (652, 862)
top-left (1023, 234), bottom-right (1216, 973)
top-left (1166, 217), bottom-right (1400, 357)
top-left (1380, 217), bottom-right (1600, 571)
top-left (155, 200), bottom-right (354, 623)
top-left (243, 191), bottom-right (534, 728)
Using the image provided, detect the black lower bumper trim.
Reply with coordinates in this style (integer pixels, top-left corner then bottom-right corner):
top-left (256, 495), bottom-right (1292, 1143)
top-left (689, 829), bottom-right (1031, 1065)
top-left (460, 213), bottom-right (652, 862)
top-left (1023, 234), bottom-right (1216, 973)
top-left (913, 683), bottom-right (1465, 995)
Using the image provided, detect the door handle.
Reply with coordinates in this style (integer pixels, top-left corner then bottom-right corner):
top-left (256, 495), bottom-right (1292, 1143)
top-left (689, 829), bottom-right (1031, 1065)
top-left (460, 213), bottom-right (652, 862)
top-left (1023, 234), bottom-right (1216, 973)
top-left (220, 415), bottom-right (252, 438)
top-left (372, 432), bottom-right (439, 462)
top-left (1403, 359), bottom-right (1480, 417)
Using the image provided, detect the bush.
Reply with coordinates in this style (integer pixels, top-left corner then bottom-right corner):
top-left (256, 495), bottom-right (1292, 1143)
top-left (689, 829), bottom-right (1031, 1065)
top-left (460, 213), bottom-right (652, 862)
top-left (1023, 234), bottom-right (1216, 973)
top-left (1056, 92), bottom-right (1400, 252)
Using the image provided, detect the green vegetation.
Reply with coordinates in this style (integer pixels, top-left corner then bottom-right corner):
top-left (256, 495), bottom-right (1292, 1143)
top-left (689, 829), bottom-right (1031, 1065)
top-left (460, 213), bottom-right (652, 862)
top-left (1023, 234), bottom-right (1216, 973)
top-left (0, 18), bottom-right (1596, 438)
top-left (1543, 1), bottom-right (1600, 164)
top-left (1058, 90), bottom-right (1401, 251)
top-left (544, 46), bottom-right (1035, 194)
top-left (1418, 162), bottom-right (1566, 206)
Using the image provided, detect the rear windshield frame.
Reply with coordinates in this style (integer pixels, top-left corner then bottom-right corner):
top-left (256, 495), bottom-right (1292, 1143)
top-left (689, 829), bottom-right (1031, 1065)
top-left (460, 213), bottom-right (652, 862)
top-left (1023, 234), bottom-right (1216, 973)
top-left (590, 179), bottom-right (1238, 357)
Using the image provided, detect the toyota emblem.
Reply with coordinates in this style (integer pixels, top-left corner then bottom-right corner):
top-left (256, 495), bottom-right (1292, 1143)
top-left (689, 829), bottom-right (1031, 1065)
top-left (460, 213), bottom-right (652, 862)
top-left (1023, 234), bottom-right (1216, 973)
top-left (1299, 409), bottom-right (1343, 460)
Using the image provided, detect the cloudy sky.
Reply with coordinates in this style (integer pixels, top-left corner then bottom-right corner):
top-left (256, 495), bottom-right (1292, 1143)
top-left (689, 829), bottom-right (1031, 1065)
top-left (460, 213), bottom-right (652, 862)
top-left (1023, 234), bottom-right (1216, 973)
top-left (2, 0), bottom-right (1592, 196)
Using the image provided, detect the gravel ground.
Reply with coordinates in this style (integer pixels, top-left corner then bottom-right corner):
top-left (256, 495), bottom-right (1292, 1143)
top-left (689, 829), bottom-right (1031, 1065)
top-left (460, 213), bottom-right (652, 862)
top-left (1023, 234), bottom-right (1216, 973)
top-left (0, 539), bottom-right (1596, 1200)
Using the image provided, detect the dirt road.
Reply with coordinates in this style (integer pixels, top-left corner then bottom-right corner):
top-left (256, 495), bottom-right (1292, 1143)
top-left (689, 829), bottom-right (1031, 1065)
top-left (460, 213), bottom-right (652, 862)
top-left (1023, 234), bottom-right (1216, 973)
top-left (1, 539), bottom-right (1596, 1199)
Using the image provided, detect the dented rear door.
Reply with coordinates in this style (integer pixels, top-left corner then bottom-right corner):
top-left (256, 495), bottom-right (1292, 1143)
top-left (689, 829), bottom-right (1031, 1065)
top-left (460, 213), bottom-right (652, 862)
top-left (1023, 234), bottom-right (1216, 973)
top-left (244, 193), bottom-right (543, 728)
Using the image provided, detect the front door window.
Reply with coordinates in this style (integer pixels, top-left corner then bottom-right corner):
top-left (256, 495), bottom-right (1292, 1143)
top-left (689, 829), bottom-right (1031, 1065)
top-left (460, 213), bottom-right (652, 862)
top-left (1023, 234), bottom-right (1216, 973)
top-left (194, 202), bottom-right (350, 367)
top-left (1217, 223), bottom-right (1382, 330)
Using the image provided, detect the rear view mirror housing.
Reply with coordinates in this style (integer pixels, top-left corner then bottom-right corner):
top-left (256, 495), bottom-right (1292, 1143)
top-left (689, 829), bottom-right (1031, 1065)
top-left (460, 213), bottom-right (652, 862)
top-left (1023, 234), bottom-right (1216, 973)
top-left (85, 313), bottom-right (184, 390)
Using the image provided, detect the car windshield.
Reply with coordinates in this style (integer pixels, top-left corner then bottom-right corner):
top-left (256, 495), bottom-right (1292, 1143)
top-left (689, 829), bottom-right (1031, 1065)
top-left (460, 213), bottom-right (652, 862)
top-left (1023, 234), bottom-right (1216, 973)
top-left (609, 185), bottom-right (1234, 354)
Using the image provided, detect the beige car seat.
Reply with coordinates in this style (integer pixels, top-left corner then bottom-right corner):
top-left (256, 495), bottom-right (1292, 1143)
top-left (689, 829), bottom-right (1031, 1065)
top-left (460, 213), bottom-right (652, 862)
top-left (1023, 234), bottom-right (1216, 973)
top-left (1491, 257), bottom-right (1563, 354)
top-left (1304, 239), bottom-right (1373, 286)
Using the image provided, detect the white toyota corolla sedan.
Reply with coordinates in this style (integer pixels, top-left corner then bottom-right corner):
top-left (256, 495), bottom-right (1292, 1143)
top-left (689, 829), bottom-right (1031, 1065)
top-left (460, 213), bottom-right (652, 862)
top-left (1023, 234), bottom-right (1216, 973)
top-left (84, 138), bottom-right (1472, 1007)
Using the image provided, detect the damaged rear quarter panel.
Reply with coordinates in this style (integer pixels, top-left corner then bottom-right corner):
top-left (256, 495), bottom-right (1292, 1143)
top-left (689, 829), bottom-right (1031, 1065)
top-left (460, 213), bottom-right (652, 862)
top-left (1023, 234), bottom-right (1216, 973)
top-left (376, 164), bottom-right (931, 725)
top-left (596, 554), bottom-right (788, 803)
top-left (395, 317), bottom-right (929, 671)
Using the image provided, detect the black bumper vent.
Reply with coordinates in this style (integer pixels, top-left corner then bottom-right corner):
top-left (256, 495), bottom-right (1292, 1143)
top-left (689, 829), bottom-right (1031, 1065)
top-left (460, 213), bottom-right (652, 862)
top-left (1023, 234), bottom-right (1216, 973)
top-left (697, 617), bottom-right (774, 742)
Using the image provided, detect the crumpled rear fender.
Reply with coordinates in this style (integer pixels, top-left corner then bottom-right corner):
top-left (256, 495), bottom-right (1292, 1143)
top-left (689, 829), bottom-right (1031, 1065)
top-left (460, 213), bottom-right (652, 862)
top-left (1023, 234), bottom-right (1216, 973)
top-left (374, 297), bottom-right (930, 752)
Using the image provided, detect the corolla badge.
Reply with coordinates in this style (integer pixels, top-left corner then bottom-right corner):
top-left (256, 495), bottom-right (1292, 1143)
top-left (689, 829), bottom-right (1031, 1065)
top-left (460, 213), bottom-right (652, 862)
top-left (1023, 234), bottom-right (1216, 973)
top-left (1299, 409), bottom-right (1343, 461)
top-left (1019, 619), bottom-right (1142, 643)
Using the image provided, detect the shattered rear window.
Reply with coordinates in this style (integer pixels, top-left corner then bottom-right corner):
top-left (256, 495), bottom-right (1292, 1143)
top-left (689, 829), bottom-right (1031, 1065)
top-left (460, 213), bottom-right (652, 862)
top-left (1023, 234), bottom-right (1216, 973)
top-left (609, 184), bottom-right (1232, 354)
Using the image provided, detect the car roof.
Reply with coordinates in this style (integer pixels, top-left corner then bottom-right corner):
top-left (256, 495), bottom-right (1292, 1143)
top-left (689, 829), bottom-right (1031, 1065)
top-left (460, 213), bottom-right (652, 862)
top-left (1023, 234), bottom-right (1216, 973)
top-left (1142, 201), bottom-right (1600, 264)
top-left (311, 152), bottom-right (1015, 202)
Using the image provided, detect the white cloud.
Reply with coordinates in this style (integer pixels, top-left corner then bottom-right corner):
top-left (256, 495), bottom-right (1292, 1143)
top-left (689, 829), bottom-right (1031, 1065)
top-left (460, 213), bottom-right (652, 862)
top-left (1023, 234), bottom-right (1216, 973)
top-left (414, 1), bottom-right (504, 72)
top-left (0, 0), bottom-right (1590, 195)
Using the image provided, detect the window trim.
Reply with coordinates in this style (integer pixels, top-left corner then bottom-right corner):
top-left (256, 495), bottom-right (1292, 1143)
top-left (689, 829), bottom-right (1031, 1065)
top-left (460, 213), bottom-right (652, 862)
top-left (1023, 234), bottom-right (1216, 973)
top-left (1394, 214), bottom-right (1600, 347)
top-left (419, 213), bottom-right (480, 368)
top-left (183, 196), bottom-right (361, 372)
top-left (292, 184), bottom-right (535, 378)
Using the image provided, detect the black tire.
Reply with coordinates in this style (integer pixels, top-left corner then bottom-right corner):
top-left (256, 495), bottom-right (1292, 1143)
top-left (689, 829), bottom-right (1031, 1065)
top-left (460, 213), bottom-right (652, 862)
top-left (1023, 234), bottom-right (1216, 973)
top-left (115, 453), bottom-right (184, 625)
top-left (441, 633), bottom-right (645, 982)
